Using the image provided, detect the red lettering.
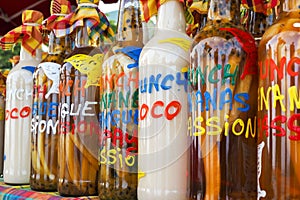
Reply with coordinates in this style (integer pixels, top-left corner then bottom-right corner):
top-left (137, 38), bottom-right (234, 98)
top-left (270, 57), bottom-right (285, 81)
top-left (287, 57), bottom-right (300, 77)
top-left (115, 72), bottom-right (125, 87)
top-left (10, 108), bottom-right (18, 119)
top-left (59, 80), bottom-right (73, 97)
top-left (112, 128), bottom-right (123, 148)
top-left (140, 104), bottom-right (149, 120)
top-left (165, 100), bottom-right (181, 120)
top-left (77, 120), bottom-right (87, 133)
top-left (5, 110), bottom-right (9, 120)
top-left (128, 71), bottom-right (139, 89)
top-left (259, 60), bottom-right (269, 79)
top-left (20, 106), bottom-right (31, 118)
top-left (288, 114), bottom-right (300, 141)
top-left (271, 115), bottom-right (287, 137)
top-left (262, 114), bottom-right (269, 137)
top-left (73, 79), bottom-right (86, 97)
top-left (104, 74), bottom-right (115, 90)
top-left (125, 129), bottom-right (138, 155)
top-left (151, 101), bottom-right (164, 118)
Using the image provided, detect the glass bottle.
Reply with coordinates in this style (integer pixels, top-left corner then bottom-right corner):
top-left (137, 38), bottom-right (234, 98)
top-left (4, 45), bottom-right (42, 184)
top-left (98, 0), bottom-right (142, 199)
top-left (257, 0), bottom-right (300, 199)
top-left (188, 0), bottom-right (258, 199)
top-left (58, 16), bottom-right (103, 199)
top-left (138, 0), bottom-right (191, 199)
top-left (30, 30), bottom-right (72, 191)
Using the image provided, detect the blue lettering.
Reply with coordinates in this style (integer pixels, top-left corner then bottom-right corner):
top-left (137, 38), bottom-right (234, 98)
top-left (204, 88), bottom-right (217, 111)
top-left (220, 88), bottom-right (233, 110)
top-left (176, 71), bottom-right (188, 92)
top-left (234, 93), bottom-right (250, 112)
top-left (48, 102), bottom-right (59, 117)
top-left (149, 74), bottom-right (161, 93)
top-left (161, 74), bottom-right (174, 90)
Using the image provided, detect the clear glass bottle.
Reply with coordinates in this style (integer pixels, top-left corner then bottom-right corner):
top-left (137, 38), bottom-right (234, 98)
top-left (98, 0), bottom-right (142, 199)
top-left (257, 0), bottom-right (300, 199)
top-left (57, 15), bottom-right (103, 198)
top-left (188, 0), bottom-right (258, 199)
top-left (4, 45), bottom-right (42, 184)
top-left (138, 0), bottom-right (191, 199)
top-left (30, 30), bottom-right (72, 191)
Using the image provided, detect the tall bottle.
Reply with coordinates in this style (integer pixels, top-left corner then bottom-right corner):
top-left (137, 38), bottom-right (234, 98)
top-left (30, 0), bottom-right (71, 191)
top-left (188, 0), bottom-right (258, 199)
top-left (138, 0), bottom-right (191, 199)
top-left (257, 0), bottom-right (300, 199)
top-left (56, 0), bottom-right (114, 196)
top-left (0, 10), bottom-right (43, 184)
top-left (98, 0), bottom-right (142, 199)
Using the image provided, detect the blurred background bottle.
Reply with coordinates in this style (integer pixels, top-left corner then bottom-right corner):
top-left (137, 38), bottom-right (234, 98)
top-left (257, 0), bottom-right (300, 199)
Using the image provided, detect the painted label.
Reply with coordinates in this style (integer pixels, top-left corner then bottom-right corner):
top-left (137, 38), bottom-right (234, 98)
top-left (38, 62), bottom-right (60, 99)
top-left (64, 54), bottom-right (103, 88)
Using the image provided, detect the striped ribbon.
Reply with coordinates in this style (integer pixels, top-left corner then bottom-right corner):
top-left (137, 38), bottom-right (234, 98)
top-left (53, 0), bottom-right (114, 42)
top-left (140, 0), bottom-right (196, 23)
top-left (43, 0), bottom-right (72, 30)
top-left (0, 10), bottom-right (43, 56)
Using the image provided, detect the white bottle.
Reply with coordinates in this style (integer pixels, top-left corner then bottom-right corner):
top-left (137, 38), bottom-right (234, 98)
top-left (4, 46), bottom-right (42, 184)
top-left (138, 0), bottom-right (191, 199)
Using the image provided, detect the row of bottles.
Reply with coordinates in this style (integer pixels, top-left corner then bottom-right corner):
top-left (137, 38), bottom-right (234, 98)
top-left (0, 0), bottom-right (298, 199)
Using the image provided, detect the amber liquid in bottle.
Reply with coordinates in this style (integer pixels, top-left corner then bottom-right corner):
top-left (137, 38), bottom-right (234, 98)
top-left (98, 0), bottom-right (142, 199)
top-left (31, 31), bottom-right (71, 191)
top-left (189, 0), bottom-right (258, 199)
top-left (58, 25), bottom-right (102, 196)
top-left (257, 0), bottom-right (300, 199)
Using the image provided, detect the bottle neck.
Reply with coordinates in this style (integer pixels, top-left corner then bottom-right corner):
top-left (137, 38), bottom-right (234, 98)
top-left (116, 0), bottom-right (143, 44)
top-left (75, 25), bottom-right (97, 48)
top-left (157, 0), bottom-right (186, 32)
top-left (20, 46), bottom-right (42, 62)
top-left (208, 0), bottom-right (240, 24)
top-left (281, 0), bottom-right (299, 12)
top-left (48, 31), bottom-right (72, 55)
top-left (247, 9), bottom-right (276, 41)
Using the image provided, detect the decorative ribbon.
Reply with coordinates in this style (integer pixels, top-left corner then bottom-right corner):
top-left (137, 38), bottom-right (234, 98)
top-left (241, 0), bottom-right (279, 14)
top-left (43, 0), bottom-right (72, 30)
top-left (0, 10), bottom-right (44, 56)
top-left (53, 0), bottom-right (114, 41)
top-left (139, 0), bottom-right (195, 23)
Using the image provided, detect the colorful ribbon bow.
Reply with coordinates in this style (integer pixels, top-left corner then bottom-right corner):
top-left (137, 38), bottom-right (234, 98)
top-left (0, 10), bottom-right (44, 56)
top-left (54, 0), bottom-right (114, 41)
top-left (241, 0), bottom-right (279, 14)
top-left (139, 0), bottom-right (194, 23)
top-left (43, 0), bottom-right (72, 30)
